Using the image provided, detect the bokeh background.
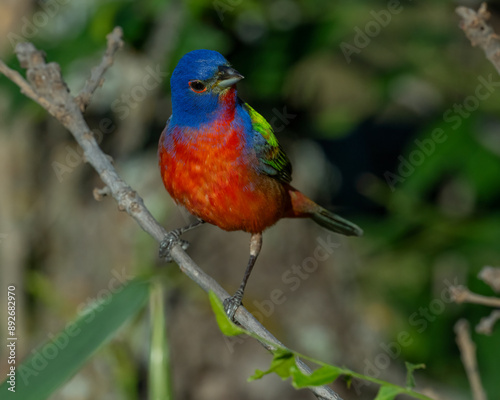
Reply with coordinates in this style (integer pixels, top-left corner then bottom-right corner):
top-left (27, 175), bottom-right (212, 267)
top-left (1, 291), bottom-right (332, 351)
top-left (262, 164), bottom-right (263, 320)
top-left (1, 0), bottom-right (500, 399)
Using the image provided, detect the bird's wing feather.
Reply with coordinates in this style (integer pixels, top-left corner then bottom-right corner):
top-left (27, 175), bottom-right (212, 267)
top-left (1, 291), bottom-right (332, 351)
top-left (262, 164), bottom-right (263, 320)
top-left (243, 103), bottom-right (292, 183)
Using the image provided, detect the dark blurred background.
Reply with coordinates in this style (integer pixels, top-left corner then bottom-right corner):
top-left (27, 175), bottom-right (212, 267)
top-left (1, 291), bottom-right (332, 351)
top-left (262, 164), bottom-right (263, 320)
top-left (1, 0), bottom-right (500, 399)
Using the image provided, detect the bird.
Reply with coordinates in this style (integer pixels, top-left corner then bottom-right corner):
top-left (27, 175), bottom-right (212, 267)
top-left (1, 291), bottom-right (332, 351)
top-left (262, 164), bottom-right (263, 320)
top-left (158, 49), bottom-right (362, 319)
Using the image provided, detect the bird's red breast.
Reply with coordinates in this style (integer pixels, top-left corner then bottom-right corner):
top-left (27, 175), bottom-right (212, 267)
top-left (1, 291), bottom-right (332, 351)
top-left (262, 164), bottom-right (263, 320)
top-left (158, 119), bottom-right (292, 233)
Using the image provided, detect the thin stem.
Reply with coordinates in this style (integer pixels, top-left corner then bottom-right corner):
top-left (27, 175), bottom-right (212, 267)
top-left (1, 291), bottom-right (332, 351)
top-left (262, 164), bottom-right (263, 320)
top-left (149, 281), bottom-right (172, 400)
top-left (455, 320), bottom-right (487, 400)
top-left (450, 286), bottom-right (500, 308)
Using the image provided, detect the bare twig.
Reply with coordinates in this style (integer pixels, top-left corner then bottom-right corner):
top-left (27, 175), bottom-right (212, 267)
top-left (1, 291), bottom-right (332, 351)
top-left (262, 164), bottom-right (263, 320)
top-left (454, 320), bottom-right (487, 400)
top-left (478, 266), bottom-right (500, 293)
top-left (456, 3), bottom-right (500, 75)
top-left (0, 33), bottom-right (341, 400)
top-left (450, 285), bottom-right (500, 308)
top-left (476, 310), bottom-right (500, 335)
top-left (75, 27), bottom-right (124, 112)
top-left (93, 186), bottom-right (111, 201)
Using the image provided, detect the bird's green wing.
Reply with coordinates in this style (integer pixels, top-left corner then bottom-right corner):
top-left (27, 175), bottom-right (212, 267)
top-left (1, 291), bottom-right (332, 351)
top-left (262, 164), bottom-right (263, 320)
top-left (244, 103), bottom-right (292, 183)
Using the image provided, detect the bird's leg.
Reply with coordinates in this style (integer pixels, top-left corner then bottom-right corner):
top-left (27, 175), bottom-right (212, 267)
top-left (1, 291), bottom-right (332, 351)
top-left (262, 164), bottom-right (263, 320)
top-left (159, 218), bottom-right (205, 262)
top-left (223, 232), bottom-right (263, 321)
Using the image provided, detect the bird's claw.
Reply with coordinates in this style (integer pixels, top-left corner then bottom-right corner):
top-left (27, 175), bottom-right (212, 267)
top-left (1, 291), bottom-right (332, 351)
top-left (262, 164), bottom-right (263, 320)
top-left (223, 292), bottom-right (243, 322)
top-left (159, 230), bottom-right (190, 262)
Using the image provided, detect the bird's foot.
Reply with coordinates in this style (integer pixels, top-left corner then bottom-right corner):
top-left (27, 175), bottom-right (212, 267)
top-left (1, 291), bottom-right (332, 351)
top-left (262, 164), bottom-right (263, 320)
top-left (159, 230), bottom-right (190, 262)
top-left (223, 289), bottom-right (244, 322)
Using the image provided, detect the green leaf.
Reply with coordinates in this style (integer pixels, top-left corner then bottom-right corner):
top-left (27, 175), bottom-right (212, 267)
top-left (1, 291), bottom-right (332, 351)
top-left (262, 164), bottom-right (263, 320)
top-left (291, 365), bottom-right (342, 388)
top-left (208, 291), bottom-right (245, 336)
top-left (405, 362), bottom-right (425, 390)
top-left (0, 277), bottom-right (150, 400)
top-left (249, 348), bottom-right (295, 381)
top-left (374, 386), bottom-right (404, 400)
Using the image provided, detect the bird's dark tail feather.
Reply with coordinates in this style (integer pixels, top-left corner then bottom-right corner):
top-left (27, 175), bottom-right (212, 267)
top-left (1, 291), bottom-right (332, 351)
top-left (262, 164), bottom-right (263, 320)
top-left (311, 208), bottom-right (363, 237)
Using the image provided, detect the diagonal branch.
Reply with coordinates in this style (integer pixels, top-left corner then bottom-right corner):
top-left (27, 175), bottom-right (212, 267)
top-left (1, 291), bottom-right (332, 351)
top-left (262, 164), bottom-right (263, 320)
top-left (0, 32), bottom-right (342, 400)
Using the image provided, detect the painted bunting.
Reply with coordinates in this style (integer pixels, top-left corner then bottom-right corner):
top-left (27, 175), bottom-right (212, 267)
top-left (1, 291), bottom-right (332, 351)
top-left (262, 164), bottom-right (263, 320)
top-left (158, 49), bottom-right (362, 319)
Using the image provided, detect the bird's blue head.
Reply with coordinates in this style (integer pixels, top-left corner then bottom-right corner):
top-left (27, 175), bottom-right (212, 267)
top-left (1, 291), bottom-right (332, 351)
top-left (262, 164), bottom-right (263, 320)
top-left (170, 49), bottom-right (244, 127)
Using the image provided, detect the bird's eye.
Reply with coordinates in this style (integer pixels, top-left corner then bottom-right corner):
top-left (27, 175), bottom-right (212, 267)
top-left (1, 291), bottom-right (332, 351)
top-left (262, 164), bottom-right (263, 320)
top-left (189, 80), bottom-right (207, 93)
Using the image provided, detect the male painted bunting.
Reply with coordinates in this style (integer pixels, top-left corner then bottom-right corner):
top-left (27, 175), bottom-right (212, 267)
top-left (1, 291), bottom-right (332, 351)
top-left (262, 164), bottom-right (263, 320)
top-left (158, 49), bottom-right (362, 319)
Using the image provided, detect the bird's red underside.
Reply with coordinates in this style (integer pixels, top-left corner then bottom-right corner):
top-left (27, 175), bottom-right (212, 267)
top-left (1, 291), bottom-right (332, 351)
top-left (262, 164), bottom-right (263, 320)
top-left (159, 123), bottom-right (319, 233)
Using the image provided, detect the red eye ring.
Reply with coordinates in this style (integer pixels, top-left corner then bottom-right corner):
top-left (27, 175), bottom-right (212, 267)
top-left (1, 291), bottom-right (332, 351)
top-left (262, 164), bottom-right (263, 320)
top-left (189, 80), bottom-right (207, 93)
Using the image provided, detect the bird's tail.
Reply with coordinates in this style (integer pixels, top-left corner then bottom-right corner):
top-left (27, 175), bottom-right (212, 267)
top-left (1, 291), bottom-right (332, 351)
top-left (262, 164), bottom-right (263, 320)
top-left (310, 208), bottom-right (363, 237)
top-left (286, 186), bottom-right (363, 237)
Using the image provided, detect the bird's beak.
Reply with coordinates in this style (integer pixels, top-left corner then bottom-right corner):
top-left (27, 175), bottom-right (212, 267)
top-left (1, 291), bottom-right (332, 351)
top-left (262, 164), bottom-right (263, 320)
top-left (216, 65), bottom-right (244, 89)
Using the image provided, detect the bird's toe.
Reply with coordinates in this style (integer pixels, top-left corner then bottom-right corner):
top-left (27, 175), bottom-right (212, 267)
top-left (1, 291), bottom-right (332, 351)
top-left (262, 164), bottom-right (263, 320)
top-left (159, 230), bottom-right (190, 261)
top-left (223, 295), bottom-right (242, 322)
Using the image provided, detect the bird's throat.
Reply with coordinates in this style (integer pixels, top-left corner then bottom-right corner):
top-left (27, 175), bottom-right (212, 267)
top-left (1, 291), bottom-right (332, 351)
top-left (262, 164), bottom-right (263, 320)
top-left (218, 87), bottom-right (237, 121)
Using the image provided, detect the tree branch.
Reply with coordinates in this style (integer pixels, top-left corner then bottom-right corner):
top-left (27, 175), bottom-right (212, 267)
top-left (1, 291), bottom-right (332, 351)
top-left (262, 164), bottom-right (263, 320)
top-left (456, 2), bottom-right (500, 75)
top-left (0, 32), bottom-right (342, 400)
top-left (454, 320), bottom-right (487, 400)
top-left (450, 285), bottom-right (500, 308)
top-left (0, 52), bottom-right (53, 111)
top-left (75, 27), bottom-right (124, 112)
